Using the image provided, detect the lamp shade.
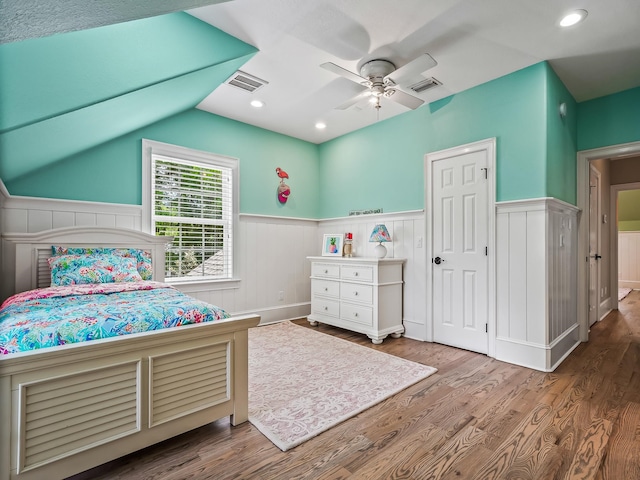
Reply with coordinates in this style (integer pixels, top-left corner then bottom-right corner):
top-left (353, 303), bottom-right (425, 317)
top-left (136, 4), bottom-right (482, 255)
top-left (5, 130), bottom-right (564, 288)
top-left (369, 224), bottom-right (391, 243)
top-left (369, 224), bottom-right (391, 258)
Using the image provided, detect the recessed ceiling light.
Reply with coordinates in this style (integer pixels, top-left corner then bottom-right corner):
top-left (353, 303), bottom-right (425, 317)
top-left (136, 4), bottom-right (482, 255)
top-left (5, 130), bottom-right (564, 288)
top-left (250, 100), bottom-right (264, 108)
top-left (560, 9), bottom-right (588, 27)
top-left (315, 122), bottom-right (327, 129)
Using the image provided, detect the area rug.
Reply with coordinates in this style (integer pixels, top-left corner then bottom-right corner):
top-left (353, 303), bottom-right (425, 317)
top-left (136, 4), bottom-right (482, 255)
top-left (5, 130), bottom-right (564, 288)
top-left (619, 287), bottom-right (632, 301)
top-left (248, 321), bottom-right (437, 451)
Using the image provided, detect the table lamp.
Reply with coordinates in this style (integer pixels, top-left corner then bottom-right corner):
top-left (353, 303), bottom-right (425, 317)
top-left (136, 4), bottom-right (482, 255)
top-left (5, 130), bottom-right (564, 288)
top-left (369, 224), bottom-right (391, 258)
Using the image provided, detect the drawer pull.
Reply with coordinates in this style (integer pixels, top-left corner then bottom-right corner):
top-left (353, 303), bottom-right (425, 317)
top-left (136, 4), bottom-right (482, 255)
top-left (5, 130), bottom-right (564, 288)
top-left (354, 272), bottom-right (359, 276)
top-left (324, 287), bottom-right (328, 291)
top-left (324, 269), bottom-right (328, 274)
top-left (323, 306), bottom-right (328, 311)
top-left (354, 312), bottom-right (359, 317)
top-left (353, 291), bottom-right (359, 296)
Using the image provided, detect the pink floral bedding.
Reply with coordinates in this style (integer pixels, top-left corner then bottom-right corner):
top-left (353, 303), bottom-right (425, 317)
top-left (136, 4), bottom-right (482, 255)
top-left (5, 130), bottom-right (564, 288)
top-left (0, 282), bottom-right (230, 355)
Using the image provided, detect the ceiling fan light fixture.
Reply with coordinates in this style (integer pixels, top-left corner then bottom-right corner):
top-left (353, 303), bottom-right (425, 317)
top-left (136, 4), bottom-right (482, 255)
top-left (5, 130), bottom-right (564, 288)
top-left (560, 9), bottom-right (588, 27)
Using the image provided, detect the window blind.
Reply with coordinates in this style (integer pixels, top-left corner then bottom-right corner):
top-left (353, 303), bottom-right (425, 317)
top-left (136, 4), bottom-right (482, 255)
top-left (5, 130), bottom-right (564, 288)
top-left (151, 155), bottom-right (233, 280)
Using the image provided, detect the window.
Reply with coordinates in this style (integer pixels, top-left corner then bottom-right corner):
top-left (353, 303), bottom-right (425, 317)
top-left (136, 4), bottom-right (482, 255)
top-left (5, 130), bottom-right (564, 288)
top-left (142, 140), bottom-right (238, 282)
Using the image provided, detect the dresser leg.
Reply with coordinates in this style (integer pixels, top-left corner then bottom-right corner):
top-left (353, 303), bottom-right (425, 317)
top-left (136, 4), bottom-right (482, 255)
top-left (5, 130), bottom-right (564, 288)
top-left (308, 319), bottom-right (319, 326)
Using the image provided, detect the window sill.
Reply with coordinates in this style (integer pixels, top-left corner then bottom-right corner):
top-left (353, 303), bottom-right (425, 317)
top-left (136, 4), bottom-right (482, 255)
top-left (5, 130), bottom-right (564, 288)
top-left (165, 277), bottom-right (241, 293)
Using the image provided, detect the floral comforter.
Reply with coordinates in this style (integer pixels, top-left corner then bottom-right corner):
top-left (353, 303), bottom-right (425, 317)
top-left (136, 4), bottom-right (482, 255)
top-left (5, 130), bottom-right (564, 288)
top-left (0, 282), bottom-right (230, 355)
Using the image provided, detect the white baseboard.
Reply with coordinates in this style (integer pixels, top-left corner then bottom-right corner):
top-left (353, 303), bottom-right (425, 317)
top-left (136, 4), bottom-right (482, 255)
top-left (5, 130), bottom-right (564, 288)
top-left (495, 324), bottom-right (580, 372)
top-left (402, 318), bottom-right (427, 341)
top-left (599, 297), bottom-right (611, 321)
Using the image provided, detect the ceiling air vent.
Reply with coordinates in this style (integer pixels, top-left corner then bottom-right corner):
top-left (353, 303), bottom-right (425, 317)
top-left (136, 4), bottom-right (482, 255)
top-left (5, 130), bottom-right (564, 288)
top-left (225, 71), bottom-right (268, 93)
top-left (408, 77), bottom-right (442, 94)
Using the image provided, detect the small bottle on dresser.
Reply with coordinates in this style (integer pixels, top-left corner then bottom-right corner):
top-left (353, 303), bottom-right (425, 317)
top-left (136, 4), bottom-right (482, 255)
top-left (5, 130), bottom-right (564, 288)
top-left (344, 232), bottom-right (353, 257)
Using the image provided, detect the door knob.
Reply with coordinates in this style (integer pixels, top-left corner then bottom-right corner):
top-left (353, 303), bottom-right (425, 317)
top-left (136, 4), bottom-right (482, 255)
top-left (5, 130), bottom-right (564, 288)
top-left (434, 256), bottom-right (444, 265)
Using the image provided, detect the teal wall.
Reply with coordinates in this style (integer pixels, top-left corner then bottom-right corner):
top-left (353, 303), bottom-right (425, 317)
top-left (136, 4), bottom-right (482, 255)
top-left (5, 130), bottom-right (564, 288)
top-left (618, 189), bottom-right (640, 232)
top-left (545, 63), bottom-right (578, 204)
top-left (6, 109), bottom-right (321, 218)
top-left (577, 87), bottom-right (640, 151)
top-left (0, 12), bottom-right (257, 182)
top-left (318, 62), bottom-right (549, 218)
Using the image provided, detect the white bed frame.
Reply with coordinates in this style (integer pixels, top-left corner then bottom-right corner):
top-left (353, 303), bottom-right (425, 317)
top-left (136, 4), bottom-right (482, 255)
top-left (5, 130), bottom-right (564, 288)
top-left (0, 227), bottom-right (260, 480)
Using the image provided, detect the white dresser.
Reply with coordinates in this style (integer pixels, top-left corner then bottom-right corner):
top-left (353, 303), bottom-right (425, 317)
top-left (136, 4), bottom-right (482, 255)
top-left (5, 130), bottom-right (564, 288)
top-left (307, 256), bottom-right (405, 344)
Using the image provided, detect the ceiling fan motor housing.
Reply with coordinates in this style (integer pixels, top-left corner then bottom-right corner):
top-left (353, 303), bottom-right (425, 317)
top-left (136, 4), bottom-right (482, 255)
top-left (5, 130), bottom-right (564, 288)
top-left (360, 59), bottom-right (396, 80)
top-left (360, 60), bottom-right (396, 97)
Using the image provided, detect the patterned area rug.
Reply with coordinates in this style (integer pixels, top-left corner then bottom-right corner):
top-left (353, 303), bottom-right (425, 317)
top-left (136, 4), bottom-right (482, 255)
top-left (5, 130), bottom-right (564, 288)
top-left (248, 321), bottom-right (437, 451)
top-left (619, 287), bottom-right (632, 301)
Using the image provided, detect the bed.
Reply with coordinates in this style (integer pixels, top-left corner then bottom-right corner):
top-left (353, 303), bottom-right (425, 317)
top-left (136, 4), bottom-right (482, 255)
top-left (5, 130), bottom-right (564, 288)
top-left (0, 226), bottom-right (260, 480)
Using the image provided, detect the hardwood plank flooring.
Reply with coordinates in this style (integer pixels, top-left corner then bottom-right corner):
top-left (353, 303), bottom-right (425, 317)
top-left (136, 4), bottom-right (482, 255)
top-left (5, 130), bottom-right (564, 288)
top-left (69, 291), bottom-right (640, 480)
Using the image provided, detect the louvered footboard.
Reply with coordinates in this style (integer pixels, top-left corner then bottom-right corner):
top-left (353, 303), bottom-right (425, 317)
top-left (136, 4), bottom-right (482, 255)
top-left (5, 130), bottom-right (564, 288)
top-left (0, 315), bottom-right (260, 480)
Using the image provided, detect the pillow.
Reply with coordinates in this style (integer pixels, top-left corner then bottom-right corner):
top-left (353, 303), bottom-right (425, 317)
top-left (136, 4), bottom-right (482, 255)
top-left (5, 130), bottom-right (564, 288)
top-left (48, 254), bottom-right (143, 286)
top-left (51, 246), bottom-right (153, 280)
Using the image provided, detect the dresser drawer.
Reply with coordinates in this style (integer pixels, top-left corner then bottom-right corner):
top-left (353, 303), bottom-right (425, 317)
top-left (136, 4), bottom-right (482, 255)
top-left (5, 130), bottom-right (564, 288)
top-left (311, 296), bottom-right (340, 318)
top-left (341, 265), bottom-right (374, 283)
top-left (312, 279), bottom-right (339, 297)
top-left (340, 283), bottom-right (373, 304)
top-left (341, 303), bottom-right (373, 327)
top-left (312, 263), bottom-right (340, 279)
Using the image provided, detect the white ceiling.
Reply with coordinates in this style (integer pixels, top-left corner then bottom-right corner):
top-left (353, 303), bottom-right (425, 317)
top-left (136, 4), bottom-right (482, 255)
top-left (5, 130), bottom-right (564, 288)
top-left (190, 0), bottom-right (640, 144)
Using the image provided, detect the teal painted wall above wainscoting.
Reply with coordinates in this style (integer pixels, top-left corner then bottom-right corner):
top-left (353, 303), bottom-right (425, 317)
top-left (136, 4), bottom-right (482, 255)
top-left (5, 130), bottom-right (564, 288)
top-left (6, 109), bottom-right (321, 219)
top-left (318, 62), bottom-right (550, 218)
top-left (545, 63), bottom-right (578, 205)
top-left (577, 86), bottom-right (640, 151)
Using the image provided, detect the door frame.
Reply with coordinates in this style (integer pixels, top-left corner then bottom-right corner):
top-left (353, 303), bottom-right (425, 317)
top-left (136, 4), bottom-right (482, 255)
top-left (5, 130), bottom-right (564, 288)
top-left (424, 137), bottom-right (496, 357)
top-left (588, 164), bottom-right (601, 326)
top-left (577, 141), bottom-right (640, 341)
top-left (609, 181), bottom-right (640, 312)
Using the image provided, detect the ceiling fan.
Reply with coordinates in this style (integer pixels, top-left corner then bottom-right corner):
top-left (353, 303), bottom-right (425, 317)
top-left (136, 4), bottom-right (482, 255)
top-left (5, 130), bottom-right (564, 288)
top-left (321, 53), bottom-right (437, 111)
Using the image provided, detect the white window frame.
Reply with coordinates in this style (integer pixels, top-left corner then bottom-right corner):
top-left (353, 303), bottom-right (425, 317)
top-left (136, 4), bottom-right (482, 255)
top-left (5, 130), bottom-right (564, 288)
top-left (142, 139), bottom-right (239, 287)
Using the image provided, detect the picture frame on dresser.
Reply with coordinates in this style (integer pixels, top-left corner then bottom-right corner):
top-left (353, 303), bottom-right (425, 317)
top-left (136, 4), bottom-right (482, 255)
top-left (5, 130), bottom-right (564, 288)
top-left (321, 234), bottom-right (344, 256)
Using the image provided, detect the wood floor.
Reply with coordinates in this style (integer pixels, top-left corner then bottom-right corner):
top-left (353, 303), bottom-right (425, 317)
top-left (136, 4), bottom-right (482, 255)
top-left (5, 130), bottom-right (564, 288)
top-left (69, 294), bottom-right (640, 480)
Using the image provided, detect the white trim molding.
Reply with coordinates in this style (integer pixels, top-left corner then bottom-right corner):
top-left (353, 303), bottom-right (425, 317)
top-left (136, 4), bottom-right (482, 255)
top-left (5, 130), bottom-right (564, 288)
top-left (577, 141), bottom-right (640, 341)
top-left (495, 197), bottom-right (580, 371)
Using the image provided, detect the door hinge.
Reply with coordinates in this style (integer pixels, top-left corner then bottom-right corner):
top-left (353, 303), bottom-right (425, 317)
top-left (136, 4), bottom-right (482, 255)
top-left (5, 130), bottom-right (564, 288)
top-left (481, 167), bottom-right (488, 179)
top-left (485, 246), bottom-right (488, 256)
top-left (485, 324), bottom-right (488, 333)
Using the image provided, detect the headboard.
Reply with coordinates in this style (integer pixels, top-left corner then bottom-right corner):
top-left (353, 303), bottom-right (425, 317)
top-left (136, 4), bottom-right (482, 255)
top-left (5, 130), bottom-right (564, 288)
top-left (2, 227), bottom-right (172, 299)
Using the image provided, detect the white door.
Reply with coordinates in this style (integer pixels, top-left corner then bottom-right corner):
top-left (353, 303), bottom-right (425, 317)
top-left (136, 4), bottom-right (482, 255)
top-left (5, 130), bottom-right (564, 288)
top-left (431, 148), bottom-right (489, 353)
top-left (588, 164), bottom-right (601, 326)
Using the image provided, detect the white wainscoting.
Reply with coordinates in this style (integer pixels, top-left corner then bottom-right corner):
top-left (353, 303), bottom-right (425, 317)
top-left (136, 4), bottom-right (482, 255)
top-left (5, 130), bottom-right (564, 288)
top-left (495, 198), bottom-right (580, 371)
top-left (1, 195), bottom-right (142, 232)
top-left (317, 211), bottom-right (427, 340)
top-left (618, 231), bottom-right (640, 289)
top-left (0, 196), bottom-right (317, 323)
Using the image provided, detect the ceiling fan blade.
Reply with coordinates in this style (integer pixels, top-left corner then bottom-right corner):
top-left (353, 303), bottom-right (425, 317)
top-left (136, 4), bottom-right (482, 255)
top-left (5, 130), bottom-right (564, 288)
top-left (385, 53), bottom-right (437, 85)
top-left (321, 62), bottom-right (368, 85)
top-left (386, 89), bottom-right (424, 110)
top-left (336, 91), bottom-right (371, 110)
